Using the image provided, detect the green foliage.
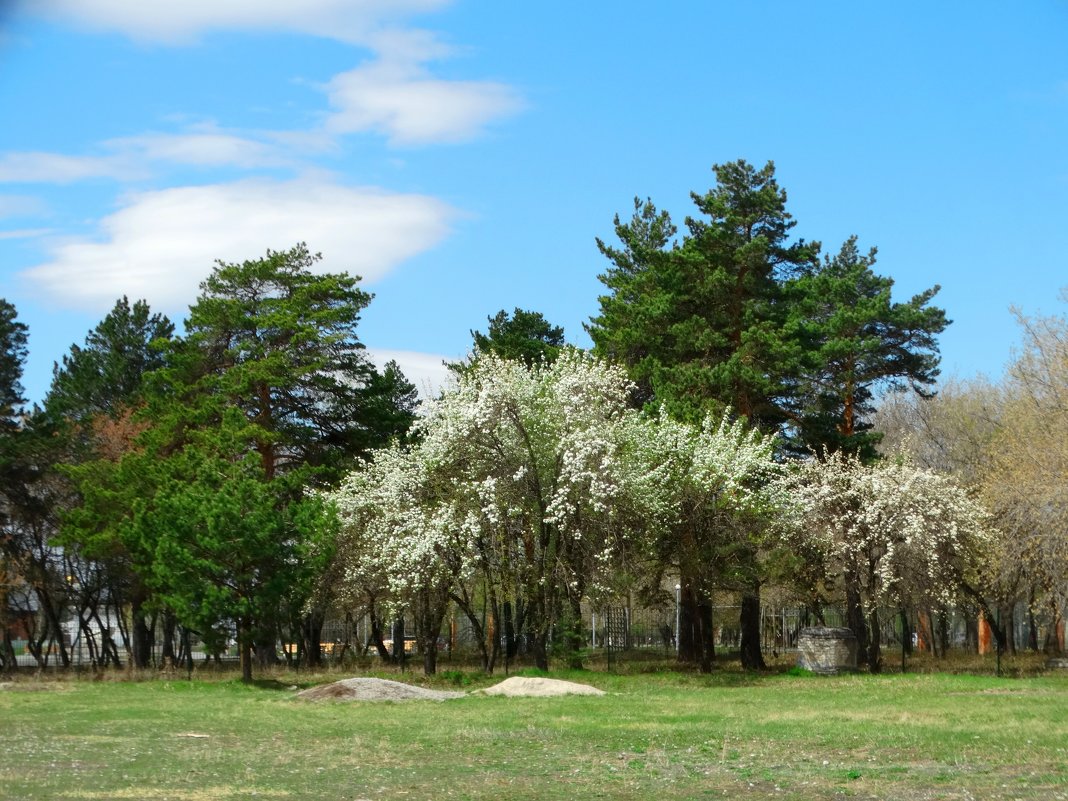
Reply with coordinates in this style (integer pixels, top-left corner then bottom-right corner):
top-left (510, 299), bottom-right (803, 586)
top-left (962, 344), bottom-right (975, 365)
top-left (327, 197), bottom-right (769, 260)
top-left (589, 161), bottom-right (948, 458)
top-left (0, 299), bottom-right (28, 430)
top-left (162, 242), bottom-right (390, 484)
top-left (127, 409), bottom-right (332, 654)
top-left (473, 307), bottom-right (565, 365)
top-left (788, 237), bottom-right (948, 458)
top-left (60, 243), bottom-right (414, 680)
top-left (589, 160), bottom-right (819, 428)
top-left (46, 296), bottom-right (173, 423)
top-left (450, 307), bottom-right (566, 376)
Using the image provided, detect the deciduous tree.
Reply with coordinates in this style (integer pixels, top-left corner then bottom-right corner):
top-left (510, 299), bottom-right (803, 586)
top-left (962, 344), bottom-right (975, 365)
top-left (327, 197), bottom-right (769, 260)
top-left (782, 451), bottom-right (993, 671)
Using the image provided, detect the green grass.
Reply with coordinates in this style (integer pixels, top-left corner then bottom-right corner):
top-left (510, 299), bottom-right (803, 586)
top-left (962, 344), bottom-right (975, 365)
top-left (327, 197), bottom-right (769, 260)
top-left (1, 666), bottom-right (1067, 800)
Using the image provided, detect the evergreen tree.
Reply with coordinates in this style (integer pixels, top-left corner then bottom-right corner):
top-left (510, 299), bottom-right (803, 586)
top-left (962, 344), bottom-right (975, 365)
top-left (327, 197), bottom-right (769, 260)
top-left (47, 296), bottom-right (173, 423)
top-left (589, 161), bottom-right (949, 669)
top-left (47, 297), bottom-right (174, 668)
top-left (0, 300), bottom-right (28, 431)
top-left (589, 160), bottom-right (819, 428)
top-left (64, 243), bottom-right (416, 679)
top-left (788, 237), bottom-right (949, 459)
top-left (589, 160), bottom-right (818, 669)
top-left (449, 307), bottom-right (566, 376)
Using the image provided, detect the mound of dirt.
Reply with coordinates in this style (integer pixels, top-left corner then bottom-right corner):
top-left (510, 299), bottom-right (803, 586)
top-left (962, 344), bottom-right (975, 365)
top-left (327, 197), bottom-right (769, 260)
top-left (296, 678), bottom-right (465, 702)
top-left (478, 676), bottom-right (605, 697)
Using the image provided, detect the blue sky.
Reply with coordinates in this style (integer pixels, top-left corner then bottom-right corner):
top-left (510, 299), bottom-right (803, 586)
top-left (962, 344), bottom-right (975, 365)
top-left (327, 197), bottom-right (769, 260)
top-left (2, 1), bottom-right (1067, 404)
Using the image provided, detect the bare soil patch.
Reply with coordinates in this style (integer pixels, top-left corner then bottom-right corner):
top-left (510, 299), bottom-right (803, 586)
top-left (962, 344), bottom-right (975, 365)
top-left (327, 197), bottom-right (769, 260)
top-left (296, 677), bottom-right (465, 702)
top-left (477, 676), bottom-right (605, 697)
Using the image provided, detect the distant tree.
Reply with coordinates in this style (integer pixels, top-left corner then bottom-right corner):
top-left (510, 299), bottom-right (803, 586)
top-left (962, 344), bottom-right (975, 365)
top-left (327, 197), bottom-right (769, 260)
top-left (46, 296), bottom-right (173, 423)
top-left (449, 307), bottom-right (566, 377)
top-left (0, 299), bottom-right (28, 430)
top-left (329, 351), bottom-right (786, 675)
top-left (982, 300), bottom-right (1068, 651)
top-left (42, 297), bottom-right (175, 668)
top-left (0, 305), bottom-right (76, 670)
top-left (590, 162), bottom-right (955, 667)
top-left (361, 359), bottom-right (419, 447)
top-left (332, 351), bottom-right (638, 673)
top-left (623, 410), bottom-right (785, 672)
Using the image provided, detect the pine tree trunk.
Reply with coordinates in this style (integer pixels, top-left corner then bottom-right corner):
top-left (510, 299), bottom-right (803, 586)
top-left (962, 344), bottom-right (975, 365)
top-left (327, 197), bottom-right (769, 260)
top-left (677, 581), bottom-right (699, 664)
top-left (697, 593), bottom-right (715, 673)
top-left (739, 591), bottom-right (765, 670)
top-left (846, 583), bottom-right (869, 668)
top-left (130, 596), bottom-right (152, 669)
top-left (239, 618), bottom-right (253, 683)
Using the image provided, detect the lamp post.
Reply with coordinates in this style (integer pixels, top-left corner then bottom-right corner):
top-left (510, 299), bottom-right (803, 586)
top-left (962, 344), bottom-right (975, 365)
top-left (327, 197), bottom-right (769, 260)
top-left (675, 584), bottom-right (681, 655)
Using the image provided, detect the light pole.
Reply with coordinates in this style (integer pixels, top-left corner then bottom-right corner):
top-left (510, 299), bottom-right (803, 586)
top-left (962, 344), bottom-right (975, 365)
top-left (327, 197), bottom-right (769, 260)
top-left (675, 583), bottom-right (681, 655)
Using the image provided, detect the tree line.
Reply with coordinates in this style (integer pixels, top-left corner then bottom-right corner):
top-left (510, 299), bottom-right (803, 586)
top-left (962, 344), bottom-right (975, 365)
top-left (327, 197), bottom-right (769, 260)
top-left (0, 160), bottom-right (1059, 680)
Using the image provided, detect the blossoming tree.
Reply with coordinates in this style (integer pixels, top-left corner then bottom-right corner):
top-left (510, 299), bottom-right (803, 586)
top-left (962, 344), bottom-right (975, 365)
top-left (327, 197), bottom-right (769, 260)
top-left (782, 451), bottom-right (994, 671)
top-left (328, 349), bottom-right (787, 673)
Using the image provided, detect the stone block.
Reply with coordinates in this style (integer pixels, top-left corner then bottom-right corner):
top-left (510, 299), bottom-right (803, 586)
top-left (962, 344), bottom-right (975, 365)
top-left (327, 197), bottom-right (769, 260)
top-left (797, 626), bottom-right (858, 675)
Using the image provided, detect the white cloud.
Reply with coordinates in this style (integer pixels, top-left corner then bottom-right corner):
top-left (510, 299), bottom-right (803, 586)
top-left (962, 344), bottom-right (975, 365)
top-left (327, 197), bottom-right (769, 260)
top-left (0, 228), bottom-right (53, 240)
top-left (325, 56), bottom-right (523, 146)
top-left (0, 129), bottom-right (295, 184)
top-left (20, 178), bottom-right (454, 314)
top-left (29, 0), bottom-right (449, 45)
top-left (0, 151), bottom-right (140, 183)
top-left (366, 348), bottom-right (454, 400)
top-left (16, 4), bottom-right (524, 150)
top-left (107, 130), bottom-right (295, 169)
top-left (0, 194), bottom-right (48, 218)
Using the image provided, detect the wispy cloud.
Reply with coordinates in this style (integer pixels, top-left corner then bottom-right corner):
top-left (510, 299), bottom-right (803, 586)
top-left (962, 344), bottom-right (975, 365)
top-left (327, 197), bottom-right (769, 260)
top-left (0, 127), bottom-right (297, 184)
top-left (20, 177), bottom-right (455, 313)
top-left (0, 194), bottom-right (48, 218)
top-left (0, 228), bottom-right (53, 240)
top-left (21, 2), bottom-right (524, 149)
top-left (107, 129), bottom-right (297, 169)
top-left (29, 0), bottom-right (450, 45)
top-left (0, 151), bottom-right (141, 183)
top-left (325, 55), bottom-right (524, 146)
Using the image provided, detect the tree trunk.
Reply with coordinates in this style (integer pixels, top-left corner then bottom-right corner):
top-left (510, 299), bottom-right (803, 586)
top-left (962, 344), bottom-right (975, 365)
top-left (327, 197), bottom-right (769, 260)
top-left (866, 607), bottom-right (882, 673)
top-left (531, 630), bottom-right (549, 671)
top-left (238, 618), bottom-right (253, 683)
top-left (301, 610), bottom-right (325, 669)
top-left (899, 609), bottom-right (912, 657)
top-left (391, 616), bottom-right (405, 667)
top-left (935, 608), bottom-right (950, 658)
top-left (161, 612), bottom-right (177, 668)
top-left (130, 595), bottom-right (152, 669)
top-left (450, 589), bottom-right (493, 672)
top-left (503, 600), bottom-right (516, 660)
top-left (677, 581), bottom-right (699, 664)
top-left (1001, 603), bottom-right (1016, 655)
top-left (697, 593), bottom-right (715, 673)
top-left (845, 582), bottom-right (869, 668)
top-left (367, 599), bottom-right (391, 660)
top-left (565, 595), bottom-right (585, 670)
top-left (0, 630), bottom-right (15, 674)
top-left (37, 587), bottom-right (71, 668)
top-left (739, 591), bottom-right (765, 670)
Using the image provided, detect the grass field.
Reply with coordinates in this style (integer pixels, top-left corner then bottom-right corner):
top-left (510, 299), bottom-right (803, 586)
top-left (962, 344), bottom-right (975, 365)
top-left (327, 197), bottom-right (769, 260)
top-left (1, 662), bottom-right (1066, 800)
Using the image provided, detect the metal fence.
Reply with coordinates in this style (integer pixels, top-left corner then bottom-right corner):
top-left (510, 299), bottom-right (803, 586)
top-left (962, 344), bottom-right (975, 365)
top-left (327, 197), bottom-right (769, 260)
top-left (4, 598), bottom-right (1064, 671)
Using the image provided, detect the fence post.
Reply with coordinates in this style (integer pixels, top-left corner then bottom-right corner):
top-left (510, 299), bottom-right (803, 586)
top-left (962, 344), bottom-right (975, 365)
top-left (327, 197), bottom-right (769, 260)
top-left (675, 584), bottom-right (681, 656)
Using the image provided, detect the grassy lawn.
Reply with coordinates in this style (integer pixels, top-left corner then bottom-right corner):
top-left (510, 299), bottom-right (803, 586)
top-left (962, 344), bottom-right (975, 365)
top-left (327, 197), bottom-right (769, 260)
top-left (1, 663), bottom-right (1067, 800)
